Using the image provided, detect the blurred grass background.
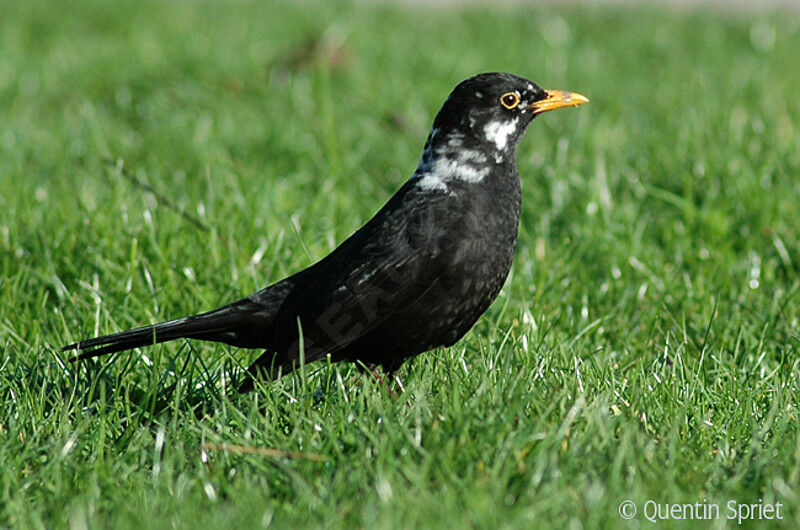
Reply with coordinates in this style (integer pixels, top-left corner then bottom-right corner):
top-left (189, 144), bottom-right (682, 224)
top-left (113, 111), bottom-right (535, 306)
top-left (1, 0), bottom-right (799, 528)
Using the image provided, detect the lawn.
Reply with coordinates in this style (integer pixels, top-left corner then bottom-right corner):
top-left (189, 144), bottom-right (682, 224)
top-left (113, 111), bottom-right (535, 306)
top-left (1, 0), bottom-right (799, 528)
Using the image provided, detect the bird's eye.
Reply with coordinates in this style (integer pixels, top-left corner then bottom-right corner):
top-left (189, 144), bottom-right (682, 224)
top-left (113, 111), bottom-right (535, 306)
top-left (500, 92), bottom-right (520, 110)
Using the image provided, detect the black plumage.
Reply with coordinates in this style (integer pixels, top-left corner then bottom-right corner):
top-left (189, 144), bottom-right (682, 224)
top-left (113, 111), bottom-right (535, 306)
top-left (62, 73), bottom-right (588, 392)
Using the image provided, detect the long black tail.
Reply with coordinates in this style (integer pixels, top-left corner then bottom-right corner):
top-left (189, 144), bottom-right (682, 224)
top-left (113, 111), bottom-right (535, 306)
top-left (62, 298), bottom-right (270, 361)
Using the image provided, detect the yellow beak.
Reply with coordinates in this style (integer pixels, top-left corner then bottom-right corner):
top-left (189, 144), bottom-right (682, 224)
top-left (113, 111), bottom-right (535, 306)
top-left (528, 89), bottom-right (589, 115)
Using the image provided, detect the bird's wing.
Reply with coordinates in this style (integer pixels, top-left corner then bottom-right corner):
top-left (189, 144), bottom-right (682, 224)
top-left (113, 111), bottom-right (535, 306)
top-left (267, 183), bottom-right (459, 364)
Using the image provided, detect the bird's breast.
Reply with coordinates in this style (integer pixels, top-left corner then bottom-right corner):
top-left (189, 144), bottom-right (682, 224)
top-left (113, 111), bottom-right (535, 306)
top-left (437, 170), bottom-right (521, 287)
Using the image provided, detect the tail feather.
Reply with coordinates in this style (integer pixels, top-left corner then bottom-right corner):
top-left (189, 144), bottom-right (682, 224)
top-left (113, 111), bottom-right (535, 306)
top-left (63, 299), bottom-right (270, 361)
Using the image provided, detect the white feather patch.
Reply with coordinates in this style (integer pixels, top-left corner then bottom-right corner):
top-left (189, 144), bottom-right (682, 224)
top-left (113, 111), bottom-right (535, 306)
top-left (484, 119), bottom-right (518, 151)
top-left (411, 145), bottom-right (491, 191)
top-left (414, 172), bottom-right (449, 191)
top-left (431, 156), bottom-right (489, 183)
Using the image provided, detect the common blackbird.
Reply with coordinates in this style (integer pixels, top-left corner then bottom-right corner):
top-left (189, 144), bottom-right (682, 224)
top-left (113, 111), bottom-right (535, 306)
top-left (63, 72), bottom-right (588, 392)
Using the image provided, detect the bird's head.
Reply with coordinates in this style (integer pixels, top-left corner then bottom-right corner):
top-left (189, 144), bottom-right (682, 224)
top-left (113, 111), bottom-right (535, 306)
top-left (430, 72), bottom-right (589, 157)
top-left (412, 73), bottom-right (587, 192)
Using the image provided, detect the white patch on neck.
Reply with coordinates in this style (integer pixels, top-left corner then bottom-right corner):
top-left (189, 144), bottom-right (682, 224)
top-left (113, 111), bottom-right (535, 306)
top-left (456, 149), bottom-right (487, 165)
top-left (412, 143), bottom-right (490, 191)
top-left (411, 155), bottom-right (490, 191)
top-left (414, 172), bottom-right (449, 191)
top-left (432, 156), bottom-right (488, 183)
top-left (484, 119), bottom-right (518, 151)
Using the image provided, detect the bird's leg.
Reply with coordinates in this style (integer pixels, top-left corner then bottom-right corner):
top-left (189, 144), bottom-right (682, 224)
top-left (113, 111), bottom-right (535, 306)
top-left (353, 362), bottom-right (404, 396)
top-left (369, 366), bottom-right (386, 385)
top-left (373, 362), bottom-right (408, 396)
top-left (382, 358), bottom-right (407, 393)
top-left (365, 365), bottom-right (393, 397)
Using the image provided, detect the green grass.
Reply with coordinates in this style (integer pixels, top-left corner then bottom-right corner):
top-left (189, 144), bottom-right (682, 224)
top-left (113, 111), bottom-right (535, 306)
top-left (2, 0), bottom-right (800, 528)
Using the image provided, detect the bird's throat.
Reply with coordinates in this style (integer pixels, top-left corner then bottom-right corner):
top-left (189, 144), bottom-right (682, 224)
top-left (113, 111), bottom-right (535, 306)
top-left (412, 128), bottom-right (506, 192)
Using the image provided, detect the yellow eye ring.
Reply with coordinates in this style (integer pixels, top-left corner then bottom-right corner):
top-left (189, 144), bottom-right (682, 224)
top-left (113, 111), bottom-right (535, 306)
top-left (500, 92), bottom-right (520, 109)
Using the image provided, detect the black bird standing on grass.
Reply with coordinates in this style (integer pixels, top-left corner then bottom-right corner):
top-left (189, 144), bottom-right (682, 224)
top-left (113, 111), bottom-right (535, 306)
top-left (63, 73), bottom-right (588, 392)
